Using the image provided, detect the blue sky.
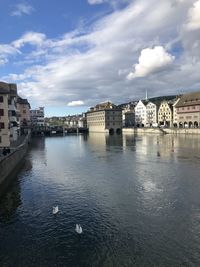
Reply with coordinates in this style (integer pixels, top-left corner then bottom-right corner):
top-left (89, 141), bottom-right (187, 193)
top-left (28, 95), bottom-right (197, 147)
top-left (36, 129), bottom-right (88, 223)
top-left (0, 0), bottom-right (200, 117)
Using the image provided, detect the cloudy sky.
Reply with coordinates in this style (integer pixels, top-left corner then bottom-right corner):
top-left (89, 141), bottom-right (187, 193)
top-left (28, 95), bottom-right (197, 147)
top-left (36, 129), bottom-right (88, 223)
top-left (0, 0), bottom-right (200, 116)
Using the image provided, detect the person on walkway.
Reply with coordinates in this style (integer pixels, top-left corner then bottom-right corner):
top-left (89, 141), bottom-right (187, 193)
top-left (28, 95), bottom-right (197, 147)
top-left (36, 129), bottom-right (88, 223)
top-left (2, 147), bottom-right (7, 156)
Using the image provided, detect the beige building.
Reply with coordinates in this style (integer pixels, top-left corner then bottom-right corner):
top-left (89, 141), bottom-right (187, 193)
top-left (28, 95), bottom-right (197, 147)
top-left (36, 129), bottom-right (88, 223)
top-left (87, 106), bottom-right (122, 134)
top-left (17, 97), bottom-right (31, 127)
top-left (176, 92), bottom-right (200, 128)
top-left (0, 82), bottom-right (10, 147)
top-left (158, 100), bottom-right (173, 127)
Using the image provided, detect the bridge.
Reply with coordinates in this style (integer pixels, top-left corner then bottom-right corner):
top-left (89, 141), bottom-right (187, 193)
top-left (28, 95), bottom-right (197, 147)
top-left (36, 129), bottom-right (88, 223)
top-left (31, 126), bottom-right (88, 136)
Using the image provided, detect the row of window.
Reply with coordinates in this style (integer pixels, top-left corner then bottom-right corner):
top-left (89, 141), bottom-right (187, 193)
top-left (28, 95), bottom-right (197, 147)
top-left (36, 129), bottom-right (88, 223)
top-left (179, 116), bottom-right (198, 119)
top-left (179, 106), bottom-right (196, 111)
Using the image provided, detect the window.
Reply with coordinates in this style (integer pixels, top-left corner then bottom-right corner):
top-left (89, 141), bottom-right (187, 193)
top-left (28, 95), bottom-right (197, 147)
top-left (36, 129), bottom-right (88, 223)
top-left (23, 110), bottom-right (26, 114)
top-left (0, 96), bottom-right (3, 103)
top-left (0, 122), bottom-right (5, 129)
top-left (0, 109), bottom-right (4, 116)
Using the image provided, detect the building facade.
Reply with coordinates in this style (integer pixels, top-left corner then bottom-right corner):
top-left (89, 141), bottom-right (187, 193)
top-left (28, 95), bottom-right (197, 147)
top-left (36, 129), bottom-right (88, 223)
top-left (30, 107), bottom-right (45, 126)
top-left (173, 98), bottom-right (180, 127)
top-left (175, 92), bottom-right (200, 128)
top-left (17, 97), bottom-right (31, 129)
top-left (146, 101), bottom-right (158, 126)
top-left (124, 111), bottom-right (135, 127)
top-left (8, 84), bottom-right (19, 142)
top-left (135, 100), bottom-right (148, 127)
top-left (158, 100), bottom-right (173, 127)
top-left (86, 108), bottom-right (122, 133)
top-left (119, 102), bottom-right (136, 127)
top-left (0, 83), bottom-right (10, 147)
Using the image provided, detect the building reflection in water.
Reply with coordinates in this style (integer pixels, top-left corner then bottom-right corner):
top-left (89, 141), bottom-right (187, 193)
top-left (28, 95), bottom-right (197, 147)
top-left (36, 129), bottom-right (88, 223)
top-left (0, 158), bottom-right (32, 224)
top-left (87, 133), bottom-right (123, 151)
top-left (0, 177), bottom-right (22, 223)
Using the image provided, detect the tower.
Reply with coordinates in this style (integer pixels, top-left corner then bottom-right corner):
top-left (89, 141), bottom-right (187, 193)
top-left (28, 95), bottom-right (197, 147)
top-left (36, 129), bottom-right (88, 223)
top-left (145, 89), bottom-right (148, 101)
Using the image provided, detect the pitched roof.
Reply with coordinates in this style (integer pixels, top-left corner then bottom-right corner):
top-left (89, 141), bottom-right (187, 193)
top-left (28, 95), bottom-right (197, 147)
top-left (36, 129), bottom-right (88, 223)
top-left (176, 92), bottom-right (200, 107)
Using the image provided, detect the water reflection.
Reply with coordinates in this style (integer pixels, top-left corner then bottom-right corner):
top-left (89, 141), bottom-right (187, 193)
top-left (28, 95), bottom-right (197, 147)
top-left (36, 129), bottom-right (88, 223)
top-left (0, 180), bottom-right (21, 223)
top-left (0, 133), bottom-right (200, 266)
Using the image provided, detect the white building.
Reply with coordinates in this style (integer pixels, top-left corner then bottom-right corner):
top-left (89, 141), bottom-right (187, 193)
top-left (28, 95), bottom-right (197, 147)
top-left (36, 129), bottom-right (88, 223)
top-left (135, 100), bottom-right (148, 127)
top-left (30, 107), bottom-right (45, 126)
top-left (146, 101), bottom-right (158, 126)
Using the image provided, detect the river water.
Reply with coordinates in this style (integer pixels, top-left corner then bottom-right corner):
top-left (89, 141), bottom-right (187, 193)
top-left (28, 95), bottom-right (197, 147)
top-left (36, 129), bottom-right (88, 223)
top-left (0, 133), bottom-right (200, 267)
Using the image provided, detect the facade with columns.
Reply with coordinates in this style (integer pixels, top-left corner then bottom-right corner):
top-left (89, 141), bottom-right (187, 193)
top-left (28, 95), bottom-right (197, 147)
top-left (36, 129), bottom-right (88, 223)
top-left (175, 92), bottom-right (200, 128)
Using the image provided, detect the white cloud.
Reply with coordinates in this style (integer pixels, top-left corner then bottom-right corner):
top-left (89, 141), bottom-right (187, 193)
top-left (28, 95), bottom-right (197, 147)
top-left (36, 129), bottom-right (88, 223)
top-left (12, 32), bottom-right (46, 48)
top-left (0, 58), bottom-right (8, 65)
top-left (1, 0), bottom-right (200, 108)
top-left (67, 100), bottom-right (85, 107)
top-left (88, 0), bottom-right (105, 4)
top-left (87, 0), bottom-right (131, 8)
top-left (11, 3), bottom-right (34, 16)
top-left (185, 0), bottom-right (200, 30)
top-left (127, 46), bottom-right (175, 79)
top-left (0, 44), bottom-right (20, 66)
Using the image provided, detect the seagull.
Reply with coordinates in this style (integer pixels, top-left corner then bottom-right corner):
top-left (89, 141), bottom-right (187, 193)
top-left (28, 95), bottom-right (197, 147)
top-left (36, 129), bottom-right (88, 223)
top-left (75, 224), bottom-right (83, 234)
top-left (52, 206), bottom-right (59, 215)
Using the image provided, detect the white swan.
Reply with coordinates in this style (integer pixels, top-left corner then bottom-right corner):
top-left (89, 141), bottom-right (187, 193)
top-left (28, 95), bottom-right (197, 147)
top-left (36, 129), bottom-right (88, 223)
top-left (52, 206), bottom-right (59, 214)
top-left (75, 224), bottom-right (83, 234)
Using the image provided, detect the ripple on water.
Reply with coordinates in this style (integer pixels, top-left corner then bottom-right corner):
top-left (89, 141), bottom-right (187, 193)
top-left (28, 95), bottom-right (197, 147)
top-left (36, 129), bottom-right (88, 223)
top-left (1, 134), bottom-right (200, 266)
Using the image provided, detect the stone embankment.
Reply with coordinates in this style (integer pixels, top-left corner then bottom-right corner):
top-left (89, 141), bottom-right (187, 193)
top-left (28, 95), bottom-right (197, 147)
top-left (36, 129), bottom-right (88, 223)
top-left (0, 135), bottom-right (30, 197)
top-left (123, 127), bottom-right (200, 135)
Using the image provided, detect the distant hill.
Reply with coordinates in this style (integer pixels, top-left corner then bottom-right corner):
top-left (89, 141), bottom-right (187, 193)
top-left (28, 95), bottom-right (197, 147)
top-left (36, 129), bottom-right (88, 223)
top-left (117, 95), bottom-right (178, 108)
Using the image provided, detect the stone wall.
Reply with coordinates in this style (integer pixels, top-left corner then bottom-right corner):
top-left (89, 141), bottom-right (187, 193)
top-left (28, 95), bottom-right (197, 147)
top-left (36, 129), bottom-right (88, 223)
top-left (123, 128), bottom-right (162, 134)
top-left (0, 139), bottom-right (29, 197)
top-left (164, 128), bottom-right (200, 135)
top-left (123, 127), bottom-right (200, 135)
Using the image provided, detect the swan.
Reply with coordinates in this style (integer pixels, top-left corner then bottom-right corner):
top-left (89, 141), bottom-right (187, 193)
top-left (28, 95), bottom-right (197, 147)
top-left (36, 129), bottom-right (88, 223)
top-left (75, 224), bottom-right (82, 234)
top-left (52, 206), bottom-right (59, 214)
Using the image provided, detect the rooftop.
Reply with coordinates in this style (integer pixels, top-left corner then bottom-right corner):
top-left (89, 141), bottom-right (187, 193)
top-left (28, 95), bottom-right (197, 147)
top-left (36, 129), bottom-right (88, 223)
top-left (176, 92), bottom-right (200, 107)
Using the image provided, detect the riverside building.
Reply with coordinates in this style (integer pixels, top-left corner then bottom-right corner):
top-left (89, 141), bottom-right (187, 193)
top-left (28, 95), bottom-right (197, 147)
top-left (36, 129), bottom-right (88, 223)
top-left (0, 82), bottom-right (10, 147)
top-left (30, 107), bottom-right (45, 126)
top-left (8, 83), bottom-right (19, 142)
top-left (86, 102), bottom-right (122, 133)
top-left (158, 100), bottom-right (173, 127)
top-left (135, 100), bottom-right (148, 127)
top-left (17, 97), bottom-right (31, 134)
top-left (176, 92), bottom-right (200, 128)
top-left (146, 101), bottom-right (159, 126)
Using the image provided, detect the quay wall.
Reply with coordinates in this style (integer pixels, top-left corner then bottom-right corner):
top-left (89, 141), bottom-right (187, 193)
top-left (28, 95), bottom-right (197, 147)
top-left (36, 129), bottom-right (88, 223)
top-left (0, 138), bottom-right (29, 197)
top-left (123, 127), bottom-right (200, 135)
top-left (123, 128), bottom-right (162, 134)
top-left (164, 128), bottom-right (200, 135)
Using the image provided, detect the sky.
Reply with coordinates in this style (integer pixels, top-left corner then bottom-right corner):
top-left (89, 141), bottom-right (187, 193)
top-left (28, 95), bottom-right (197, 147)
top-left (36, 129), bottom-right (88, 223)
top-left (0, 0), bottom-right (200, 117)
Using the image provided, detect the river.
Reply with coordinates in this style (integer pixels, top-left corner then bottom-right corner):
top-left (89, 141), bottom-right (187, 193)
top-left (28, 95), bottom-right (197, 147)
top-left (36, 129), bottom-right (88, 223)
top-left (0, 133), bottom-right (200, 267)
